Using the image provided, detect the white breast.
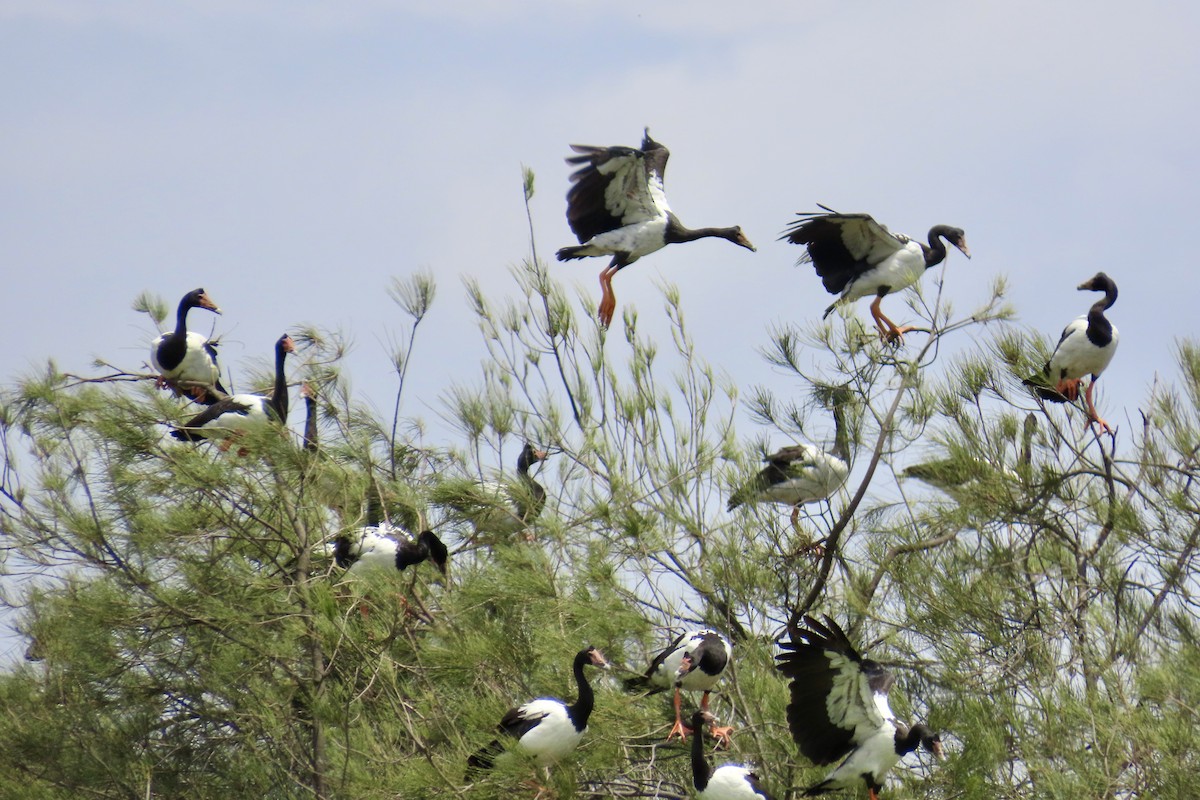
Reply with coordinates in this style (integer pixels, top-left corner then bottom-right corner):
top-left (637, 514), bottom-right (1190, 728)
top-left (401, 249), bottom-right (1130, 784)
top-left (700, 765), bottom-right (767, 799)
top-left (151, 331), bottom-right (218, 384)
top-left (842, 241), bottom-right (926, 302)
top-left (515, 699), bottom-right (583, 766)
top-left (1048, 317), bottom-right (1119, 380)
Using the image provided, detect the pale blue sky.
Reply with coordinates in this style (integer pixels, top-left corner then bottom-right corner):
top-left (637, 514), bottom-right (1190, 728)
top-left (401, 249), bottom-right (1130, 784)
top-left (2, 0), bottom-right (1196, 639)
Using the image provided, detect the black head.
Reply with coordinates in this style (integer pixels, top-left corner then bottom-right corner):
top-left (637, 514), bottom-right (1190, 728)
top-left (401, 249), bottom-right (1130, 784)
top-left (184, 287), bottom-right (222, 314)
top-left (689, 709), bottom-right (714, 731)
top-left (913, 724), bottom-right (944, 759)
top-left (418, 530), bottom-right (449, 575)
top-left (641, 127), bottom-right (664, 152)
top-left (518, 443), bottom-right (549, 471)
top-left (727, 226), bottom-right (757, 252)
top-left (1079, 271), bottom-right (1117, 298)
top-left (277, 334), bottom-right (296, 355)
top-left (935, 226), bottom-right (970, 259)
top-left (577, 645), bottom-right (609, 669)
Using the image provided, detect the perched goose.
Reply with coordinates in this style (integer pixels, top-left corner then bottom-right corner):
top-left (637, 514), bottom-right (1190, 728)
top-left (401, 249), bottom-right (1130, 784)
top-left (627, 629), bottom-right (733, 745)
top-left (150, 287), bottom-right (227, 403)
top-left (727, 388), bottom-right (853, 528)
top-left (782, 206), bottom-right (970, 343)
top-left (1023, 272), bottom-right (1119, 434)
top-left (330, 523), bottom-right (448, 577)
top-left (467, 646), bottom-right (608, 774)
top-left (433, 443), bottom-right (549, 539)
top-left (171, 333), bottom-right (293, 451)
top-left (556, 128), bottom-right (756, 327)
top-left (691, 711), bottom-right (775, 800)
top-left (776, 616), bottom-right (943, 800)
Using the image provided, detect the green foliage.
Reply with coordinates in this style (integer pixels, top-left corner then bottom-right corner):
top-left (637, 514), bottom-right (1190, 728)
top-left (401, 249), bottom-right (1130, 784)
top-left (1, 215), bottom-right (1198, 800)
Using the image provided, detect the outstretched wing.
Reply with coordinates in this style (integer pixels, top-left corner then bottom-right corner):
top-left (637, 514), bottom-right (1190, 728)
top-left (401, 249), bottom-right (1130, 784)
top-left (781, 208), bottom-right (910, 294)
top-left (775, 615), bottom-right (893, 765)
top-left (563, 130), bottom-right (671, 243)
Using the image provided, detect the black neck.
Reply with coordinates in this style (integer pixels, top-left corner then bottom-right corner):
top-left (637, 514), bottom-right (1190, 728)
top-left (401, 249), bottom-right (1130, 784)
top-left (565, 651), bottom-right (595, 731)
top-left (173, 295), bottom-right (194, 337)
top-left (301, 395), bottom-right (317, 453)
top-left (923, 227), bottom-right (952, 267)
top-left (895, 722), bottom-right (932, 756)
top-left (690, 720), bottom-right (712, 790)
top-left (517, 446), bottom-right (536, 477)
top-left (270, 340), bottom-right (290, 421)
top-left (665, 216), bottom-right (739, 245)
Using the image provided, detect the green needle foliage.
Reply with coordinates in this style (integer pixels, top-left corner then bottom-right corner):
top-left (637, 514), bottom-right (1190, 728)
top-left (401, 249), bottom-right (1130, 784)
top-left (0, 212), bottom-right (1198, 800)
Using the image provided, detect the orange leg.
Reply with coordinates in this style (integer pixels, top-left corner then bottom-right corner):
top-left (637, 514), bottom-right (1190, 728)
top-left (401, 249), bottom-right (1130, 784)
top-left (667, 687), bottom-right (689, 741)
top-left (598, 266), bottom-right (619, 328)
top-left (1055, 377), bottom-right (1082, 401)
top-left (868, 297), bottom-right (914, 344)
top-left (697, 693), bottom-right (734, 748)
top-left (1083, 381), bottom-right (1113, 434)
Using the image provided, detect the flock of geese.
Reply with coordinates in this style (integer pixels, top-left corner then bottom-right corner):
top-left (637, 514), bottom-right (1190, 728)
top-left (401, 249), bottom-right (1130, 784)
top-left (142, 128), bottom-right (1121, 798)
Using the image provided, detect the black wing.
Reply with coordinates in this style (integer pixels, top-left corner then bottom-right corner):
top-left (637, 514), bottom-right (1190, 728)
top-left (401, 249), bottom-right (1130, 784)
top-left (563, 128), bottom-right (670, 244)
top-left (775, 615), bottom-right (893, 765)
top-left (170, 396), bottom-right (256, 440)
top-left (497, 704), bottom-right (550, 741)
top-left (780, 208), bottom-right (908, 294)
top-left (727, 446), bottom-right (814, 510)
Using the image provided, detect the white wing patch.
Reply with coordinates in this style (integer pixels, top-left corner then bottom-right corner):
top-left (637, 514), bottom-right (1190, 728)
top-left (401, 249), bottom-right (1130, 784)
top-left (838, 216), bottom-right (907, 264)
top-left (600, 152), bottom-right (667, 225)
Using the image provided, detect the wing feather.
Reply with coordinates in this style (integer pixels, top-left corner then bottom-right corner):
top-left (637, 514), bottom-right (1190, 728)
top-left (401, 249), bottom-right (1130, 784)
top-left (563, 135), bottom-right (670, 244)
top-left (781, 210), bottom-right (909, 294)
top-left (776, 615), bottom-right (893, 765)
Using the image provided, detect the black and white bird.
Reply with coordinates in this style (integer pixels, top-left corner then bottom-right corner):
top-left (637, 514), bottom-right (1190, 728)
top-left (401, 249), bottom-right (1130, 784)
top-left (556, 128), bottom-right (756, 327)
top-left (782, 207), bottom-right (970, 343)
top-left (627, 629), bottom-right (733, 745)
top-left (328, 523), bottom-right (448, 577)
top-left (776, 616), bottom-right (943, 800)
top-left (467, 646), bottom-right (608, 774)
top-left (170, 333), bottom-right (294, 451)
top-left (150, 287), bottom-right (226, 403)
top-left (727, 388), bottom-right (853, 529)
top-left (434, 443), bottom-right (550, 540)
top-left (690, 710), bottom-right (775, 800)
top-left (1024, 272), bottom-right (1119, 434)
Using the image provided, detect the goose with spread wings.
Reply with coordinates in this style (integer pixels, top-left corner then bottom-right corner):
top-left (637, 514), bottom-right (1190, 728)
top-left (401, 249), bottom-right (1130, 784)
top-left (556, 128), bottom-right (756, 327)
top-left (782, 207), bottom-right (969, 343)
top-left (776, 616), bottom-right (943, 799)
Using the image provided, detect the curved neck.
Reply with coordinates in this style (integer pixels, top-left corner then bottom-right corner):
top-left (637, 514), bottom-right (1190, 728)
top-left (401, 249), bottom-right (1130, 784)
top-left (923, 228), bottom-right (950, 267)
top-left (565, 652), bottom-right (595, 731)
top-left (895, 723), bottom-right (930, 756)
top-left (690, 722), bottom-right (711, 790)
top-left (173, 296), bottom-right (194, 337)
top-left (1094, 282), bottom-right (1118, 311)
